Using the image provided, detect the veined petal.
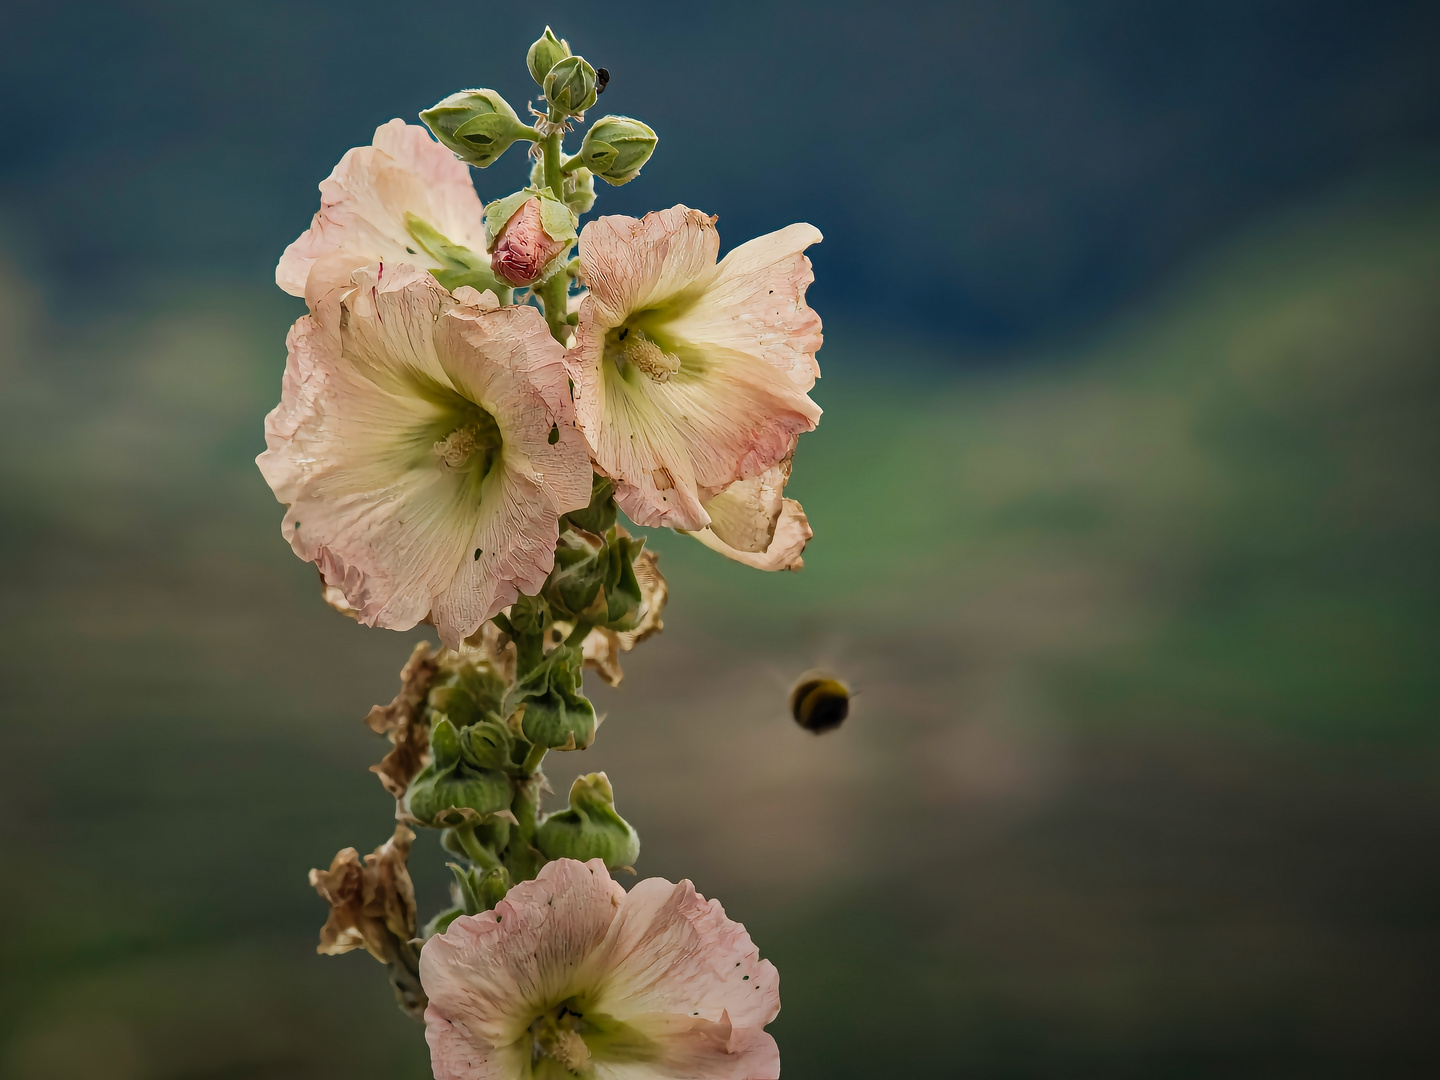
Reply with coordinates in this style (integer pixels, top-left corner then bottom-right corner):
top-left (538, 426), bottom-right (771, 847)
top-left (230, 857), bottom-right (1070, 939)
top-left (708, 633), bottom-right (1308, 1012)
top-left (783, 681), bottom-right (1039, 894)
top-left (662, 222), bottom-right (823, 391)
top-left (688, 499), bottom-right (812, 572)
top-left (256, 264), bottom-right (588, 647)
top-left (277, 119), bottom-right (488, 297)
top-left (578, 206), bottom-right (719, 328)
top-left (587, 877), bottom-right (780, 1031)
top-left (422, 859), bottom-right (624, 1049)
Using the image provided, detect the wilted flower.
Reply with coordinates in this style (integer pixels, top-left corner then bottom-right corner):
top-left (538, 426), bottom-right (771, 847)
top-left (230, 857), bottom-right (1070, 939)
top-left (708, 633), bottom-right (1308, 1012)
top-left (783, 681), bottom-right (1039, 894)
top-left (364, 641), bottom-right (441, 809)
top-left (686, 458), bottom-right (813, 571)
top-left (568, 206), bottom-right (823, 531)
top-left (276, 119), bottom-right (495, 298)
top-left (257, 265), bottom-right (591, 648)
top-left (422, 858), bottom-right (780, 1080)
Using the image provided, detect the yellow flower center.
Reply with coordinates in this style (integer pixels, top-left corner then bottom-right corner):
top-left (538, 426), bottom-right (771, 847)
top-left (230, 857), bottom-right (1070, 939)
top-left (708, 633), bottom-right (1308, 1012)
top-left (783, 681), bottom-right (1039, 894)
top-left (529, 1005), bottom-right (592, 1073)
top-left (609, 326), bottom-right (680, 383)
top-left (432, 411), bottom-right (503, 476)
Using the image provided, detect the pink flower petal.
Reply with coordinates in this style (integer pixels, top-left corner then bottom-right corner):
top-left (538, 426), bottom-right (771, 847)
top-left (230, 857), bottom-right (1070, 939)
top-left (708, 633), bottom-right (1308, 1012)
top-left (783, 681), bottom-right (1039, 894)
top-left (256, 264), bottom-right (589, 647)
top-left (276, 119), bottom-right (488, 297)
top-left (568, 207), bottom-right (823, 531)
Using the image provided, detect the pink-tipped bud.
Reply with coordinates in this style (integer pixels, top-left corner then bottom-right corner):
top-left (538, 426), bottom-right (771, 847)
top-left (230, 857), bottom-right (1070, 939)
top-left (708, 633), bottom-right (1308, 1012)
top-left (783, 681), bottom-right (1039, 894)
top-left (490, 198), bottom-right (568, 286)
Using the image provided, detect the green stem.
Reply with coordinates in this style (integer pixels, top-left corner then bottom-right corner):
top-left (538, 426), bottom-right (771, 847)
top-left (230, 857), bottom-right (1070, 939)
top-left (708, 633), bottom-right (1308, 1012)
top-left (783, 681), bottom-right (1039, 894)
top-left (521, 741), bottom-right (548, 776)
top-left (537, 113), bottom-right (572, 344)
top-left (564, 620), bottom-right (592, 648)
top-left (455, 826), bottom-right (501, 873)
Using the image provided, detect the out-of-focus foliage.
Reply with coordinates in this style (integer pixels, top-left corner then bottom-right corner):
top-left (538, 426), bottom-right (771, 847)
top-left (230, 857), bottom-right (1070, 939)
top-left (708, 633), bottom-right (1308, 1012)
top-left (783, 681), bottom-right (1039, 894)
top-left (0, 169), bottom-right (1436, 1076)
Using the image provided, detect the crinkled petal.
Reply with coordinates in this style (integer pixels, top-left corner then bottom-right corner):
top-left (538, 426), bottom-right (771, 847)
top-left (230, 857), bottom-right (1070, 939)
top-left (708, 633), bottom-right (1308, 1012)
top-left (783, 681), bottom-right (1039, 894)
top-left (662, 222), bottom-right (823, 392)
top-left (701, 459), bottom-right (790, 554)
top-left (277, 119), bottom-right (488, 296)
top-left (586, 877), bottom-right (780, 1032)
top-left (590, 1014), bottom-right (779, 1080)
top-left (422, 859), bottom-right (624, 1054)
top-left (578, 206), bottom-right (719, 327)
top-left (689, 498), bottom-right (811, 572)
top-left (256, 264), bottom-right (587, 647)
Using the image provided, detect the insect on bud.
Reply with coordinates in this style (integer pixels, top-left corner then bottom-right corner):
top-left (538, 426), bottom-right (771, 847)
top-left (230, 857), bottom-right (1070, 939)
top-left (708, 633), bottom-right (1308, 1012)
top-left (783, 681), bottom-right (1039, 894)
top-left (527, 26), bottom-right (572, 87)
top-left (579, 115), bottom-right (658, 187)
top-left (489, 197), bottom-right (573, 287)
top-left (420, 90), bottom-right (535, 168)
top-left (789, 671), bottom-right (850, 734)
top-left (544, 55), bottom-right (598, 117)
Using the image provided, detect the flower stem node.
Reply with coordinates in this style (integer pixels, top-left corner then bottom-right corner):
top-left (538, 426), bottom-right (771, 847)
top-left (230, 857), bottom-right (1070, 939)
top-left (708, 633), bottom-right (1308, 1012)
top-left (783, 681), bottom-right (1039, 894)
top-left (579, 116), bottom-right (658, 186)
top-left (527, 26), bottom-right (572, 87)
top-left (544, 55), bottom-right (599, 118)
top-left (536, 772), bottom-right (640, 869)
top-left (533, 157), bottom-right (596, 214)
top-left (485, 191), bottom-right (577, 287)
top-left (420, 89), bottom-right (536, 168)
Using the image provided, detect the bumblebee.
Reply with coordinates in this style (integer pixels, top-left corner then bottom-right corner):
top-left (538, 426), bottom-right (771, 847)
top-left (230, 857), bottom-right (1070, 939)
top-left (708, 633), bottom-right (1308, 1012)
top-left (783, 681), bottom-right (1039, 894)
top-left (788, 671), bottom-right (850, 734)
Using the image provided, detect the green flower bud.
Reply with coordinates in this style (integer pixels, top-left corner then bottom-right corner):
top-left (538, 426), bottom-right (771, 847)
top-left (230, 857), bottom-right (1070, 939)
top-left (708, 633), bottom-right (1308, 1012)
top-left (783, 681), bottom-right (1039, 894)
top-left (600, 529), bottom-right (646, 630)
top-left (475, 865), bottom-right (512, 911)
top-left (579, 115), bottom-right (658, 186)
top-left (527, 26), bottom-right (572, 87)
top-left (459, 719), bottom-right (513, 772)
top-left (420, 89), bottom-right (535, 168)
top-left (513, 646), bottom-right (596, 750)
top-left (544, 56), bottom-right (598, 118)
top-left (536, 772), bottom-right (640, 869)
top-left (427, 664), bottom-right (508, 729)
top-left (407, 718), bottom-right (513, 825)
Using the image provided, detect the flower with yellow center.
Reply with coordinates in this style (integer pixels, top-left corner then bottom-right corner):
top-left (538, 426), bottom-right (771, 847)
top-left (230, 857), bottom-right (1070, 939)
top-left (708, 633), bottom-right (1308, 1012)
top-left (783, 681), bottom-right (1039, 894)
top-left (422, 858), bottom-right (780, 1080)
top-left (257, 264), bottom-right (591, 648)
top-left (567, 205), bottom-right (823, 534)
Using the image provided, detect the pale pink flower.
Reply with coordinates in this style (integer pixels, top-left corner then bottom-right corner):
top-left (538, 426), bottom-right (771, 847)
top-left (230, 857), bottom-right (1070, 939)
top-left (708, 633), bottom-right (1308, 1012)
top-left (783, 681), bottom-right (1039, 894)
top-left (257, 264), bottom-right (591, 648)
top-left (568, 206), bottom-right (823, 531)
top-left (687, 459), bottom-right (813, 572)
top-left (276, 119), bottom-right (491, 298)
top-left (422, 858), bottom-right (780, 1080)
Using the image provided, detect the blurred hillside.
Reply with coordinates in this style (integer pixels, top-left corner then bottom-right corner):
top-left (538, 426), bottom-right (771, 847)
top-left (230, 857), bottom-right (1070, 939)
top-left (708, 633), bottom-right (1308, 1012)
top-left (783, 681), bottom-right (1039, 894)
top-left (1, 166), bottom-right (1438, 1077)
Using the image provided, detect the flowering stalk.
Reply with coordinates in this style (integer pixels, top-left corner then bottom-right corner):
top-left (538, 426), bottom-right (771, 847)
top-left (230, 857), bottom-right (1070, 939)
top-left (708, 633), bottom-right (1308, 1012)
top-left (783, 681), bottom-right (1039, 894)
top-left (260, 26), bottom-right (826, 1079)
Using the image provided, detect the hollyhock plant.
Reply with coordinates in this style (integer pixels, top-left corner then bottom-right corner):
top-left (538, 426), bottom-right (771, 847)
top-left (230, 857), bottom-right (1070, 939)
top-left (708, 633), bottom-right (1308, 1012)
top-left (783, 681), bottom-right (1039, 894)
top-left (568, 206), bottom-right (823, 532)
top-left (270, 27), bottom-right (842, 1079)
top-left (422, 859), bottom-right (780, 1080)
top-left (257, 265), bottom-right (591, 648)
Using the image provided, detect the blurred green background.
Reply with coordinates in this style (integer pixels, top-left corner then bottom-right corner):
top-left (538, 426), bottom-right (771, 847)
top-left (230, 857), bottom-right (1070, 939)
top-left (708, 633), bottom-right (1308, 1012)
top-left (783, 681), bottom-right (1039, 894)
top-left (2, 3), bottom-right (1439, 1078)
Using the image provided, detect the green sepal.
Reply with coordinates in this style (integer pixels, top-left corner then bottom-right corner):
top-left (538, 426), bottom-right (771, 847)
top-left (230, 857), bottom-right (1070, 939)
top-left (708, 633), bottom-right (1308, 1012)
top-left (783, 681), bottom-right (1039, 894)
top-left (535, 772), bottom-right (641, 869)
top-left (601, 530), bottom-right (646, 631)
top-left (404, 213), bottom-right (507, 297)
top-left (483, 190), bottom-right (536, 246)
top-left (527, 26), bottom-right (572, 87)
top-left (448, 862), bottom-right (483, 915)
top-left (513, 645), bottom-right (596, 751)
top-left (564, 474), bottom-right (617, 534)
top-left (543, 527), bottom-right (609, 622)
top-left (535, 157), bottom-right (597, 214)
top-left (537, 194), bottom-right (578, 242)
top-left (428, 665), bottom-right (508, 730)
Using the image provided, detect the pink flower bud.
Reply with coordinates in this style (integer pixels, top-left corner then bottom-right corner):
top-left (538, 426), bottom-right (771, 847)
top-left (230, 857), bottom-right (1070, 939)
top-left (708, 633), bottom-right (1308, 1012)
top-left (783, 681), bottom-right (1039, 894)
top-left (490, 198), bottom-right (568, 286)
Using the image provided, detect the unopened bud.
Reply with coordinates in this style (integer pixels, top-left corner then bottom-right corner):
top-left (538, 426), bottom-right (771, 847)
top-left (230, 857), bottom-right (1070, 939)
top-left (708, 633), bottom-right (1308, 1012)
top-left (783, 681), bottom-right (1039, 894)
top-left (789, 671), bottom-right (850, 734)
top-left (535, 772), bottom-right (640, 869)
top-left (490, 197), bottom-right (573, 286)
top-left (527, 27), bottom-right (572, 87)
top-left (579, 116), bottom-right (657, 186)
top-left (544, 55), bottom-right (598, 117)
top-left (420, 89), bottom-right (534, 168)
